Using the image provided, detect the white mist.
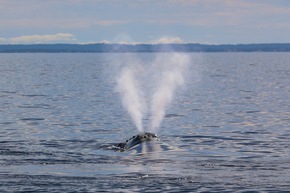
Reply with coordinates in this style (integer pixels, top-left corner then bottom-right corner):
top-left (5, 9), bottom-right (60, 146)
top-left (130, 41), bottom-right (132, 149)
top-left (115, 66), bottom-right (145, 132)
top-left (149, 53), bottom-right (190, 132)
top-left (115, 53), bottom-right (190, 133)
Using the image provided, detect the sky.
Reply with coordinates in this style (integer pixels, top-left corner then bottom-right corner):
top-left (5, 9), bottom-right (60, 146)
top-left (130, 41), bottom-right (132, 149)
top-left (1, 0), bottom-right (290, 44)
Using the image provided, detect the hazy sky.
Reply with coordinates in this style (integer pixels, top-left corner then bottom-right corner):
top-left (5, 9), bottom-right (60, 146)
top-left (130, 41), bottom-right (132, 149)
top-left (1, 0), bottom-right (290, 44)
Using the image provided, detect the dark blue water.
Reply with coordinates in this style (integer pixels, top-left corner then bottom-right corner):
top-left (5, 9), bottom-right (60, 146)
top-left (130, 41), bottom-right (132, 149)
top-left (1, 53), bottom-right (290, 192)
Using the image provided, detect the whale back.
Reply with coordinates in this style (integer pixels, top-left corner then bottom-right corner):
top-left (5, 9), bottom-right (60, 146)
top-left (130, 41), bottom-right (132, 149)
top-left (116, 132), bottom-right (158, 151)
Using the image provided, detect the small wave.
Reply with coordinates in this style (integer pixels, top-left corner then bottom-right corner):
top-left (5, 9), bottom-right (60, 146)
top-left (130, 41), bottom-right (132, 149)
top-left (165, 114), bottom-right (186, 118)
top-left (20, 118), bottom-right (45, 121)
top-left (20, 94), bottom-right (47, 97)
top-left (17, 104), bottom-right (52, 109)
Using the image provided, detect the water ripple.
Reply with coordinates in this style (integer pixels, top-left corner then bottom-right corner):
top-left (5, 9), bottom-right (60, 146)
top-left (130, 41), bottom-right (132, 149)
top-left (0, 53), bottom-right (290, 192)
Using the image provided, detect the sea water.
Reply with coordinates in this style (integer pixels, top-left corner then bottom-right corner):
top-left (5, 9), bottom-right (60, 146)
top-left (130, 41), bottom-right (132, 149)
top-left (0, 52), bottom-right (290, 192)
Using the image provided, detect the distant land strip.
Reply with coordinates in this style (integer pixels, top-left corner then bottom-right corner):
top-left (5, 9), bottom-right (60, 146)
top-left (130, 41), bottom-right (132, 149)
top-left (1, 43), bottom-right (290, 53)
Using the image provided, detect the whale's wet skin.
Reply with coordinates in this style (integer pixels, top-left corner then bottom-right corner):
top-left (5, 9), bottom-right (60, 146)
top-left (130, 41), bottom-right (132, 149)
top-left (115, 132), bottom-right (158, 152)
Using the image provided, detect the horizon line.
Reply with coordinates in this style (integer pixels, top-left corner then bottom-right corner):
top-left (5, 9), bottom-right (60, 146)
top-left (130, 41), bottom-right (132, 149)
top-left (1, 42), bottom-right (290, 46)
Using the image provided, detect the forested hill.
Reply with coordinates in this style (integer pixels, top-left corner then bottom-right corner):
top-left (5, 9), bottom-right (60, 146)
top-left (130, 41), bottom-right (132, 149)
top-left (1, 43), bottom-right (290, 53)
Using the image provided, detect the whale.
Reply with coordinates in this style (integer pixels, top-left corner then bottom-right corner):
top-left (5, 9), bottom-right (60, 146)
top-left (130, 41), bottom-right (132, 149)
top-left (115, 132), bottom-right (158, 151)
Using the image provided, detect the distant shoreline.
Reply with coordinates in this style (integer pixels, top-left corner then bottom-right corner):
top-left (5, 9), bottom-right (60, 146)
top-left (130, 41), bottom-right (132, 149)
top-left (1, 43), bottom-right (290, 53)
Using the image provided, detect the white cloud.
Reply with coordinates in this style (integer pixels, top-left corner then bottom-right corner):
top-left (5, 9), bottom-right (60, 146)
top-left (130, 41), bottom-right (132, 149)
top-left (99, 40), bottom-right (111, 44)
top-left (94, 36), bottom-right (185, 45)
top-left (1, 33), bottom-right (76, 44)
top-left (96, 36), bottom-right (185, 45)
top-left (150, 37), bottom-right (184, 44)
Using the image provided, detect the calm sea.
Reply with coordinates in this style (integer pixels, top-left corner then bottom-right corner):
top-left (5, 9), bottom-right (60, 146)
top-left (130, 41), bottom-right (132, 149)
top-left (0, 53), bottom-right (290, 192)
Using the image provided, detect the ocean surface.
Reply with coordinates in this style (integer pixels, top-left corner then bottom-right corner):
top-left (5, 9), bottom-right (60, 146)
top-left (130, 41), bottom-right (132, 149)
top-left (0, 52), bottom-right (290, 192)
